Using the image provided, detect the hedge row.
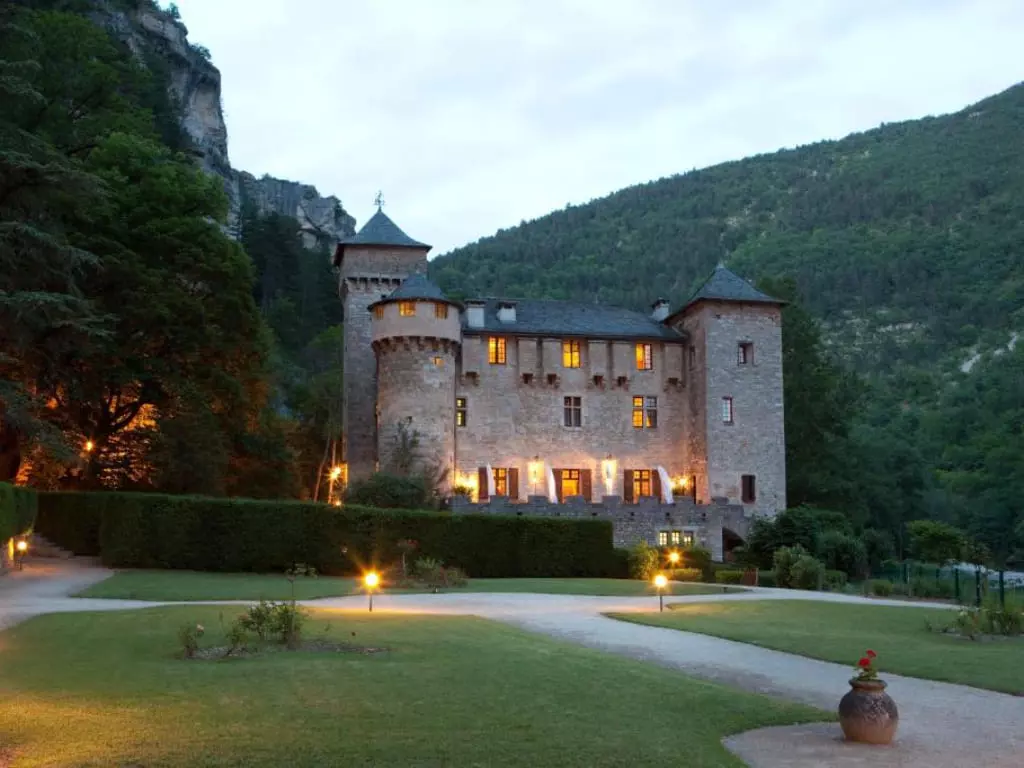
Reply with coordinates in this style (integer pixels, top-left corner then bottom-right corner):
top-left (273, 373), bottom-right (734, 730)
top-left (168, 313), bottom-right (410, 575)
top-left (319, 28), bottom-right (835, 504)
top-left (0, 482), bottom-right (37, 542)
top-left (37, 491), bottom-right (617, 577)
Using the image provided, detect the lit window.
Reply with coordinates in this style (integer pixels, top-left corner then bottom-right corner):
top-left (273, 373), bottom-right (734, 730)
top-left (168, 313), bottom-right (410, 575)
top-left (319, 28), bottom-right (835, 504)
top-left (682, 532), bottom-right (694, 547)
top-left (630, 469), bottom-right (652, 498)
top-left (488, 337), bottom-right (507, 365)
top-left (560, 469), bottom-right (580, 499)
top-left (722, 396), bottom-right (734, 424)
top-left (741, 474), bottom-right (756, 503)
top-left (456, 397), bottom-right (467, 427)
top-left (399, 301), bottom-right (416, 317)
top-left (563, 396), bottom-right (582, 427)
top-left (373, 306), bottom-right (384, 319)
top-left (738, 342), bottom-right (753, 365)
top-left (670, 530), bottom-right (681, 546)
top-left (632, 396), bottom-right (657, 429)
top-left (432, 356), bottom-right (444, 367)
top-left (658, 531), bottom-right (668, 547)
top-left (494, 467), bottom-right (508, 496)
top-left (635, 343), bottom-right (653, 370)
top-left (562, 340), bottom-right (581, 368)
top-left (435, 303), bottom-right (449, 319)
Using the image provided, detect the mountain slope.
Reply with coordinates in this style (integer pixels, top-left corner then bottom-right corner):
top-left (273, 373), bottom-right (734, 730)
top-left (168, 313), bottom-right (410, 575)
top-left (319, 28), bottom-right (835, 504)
top-left (431, 83), bottom-right (1024, 374)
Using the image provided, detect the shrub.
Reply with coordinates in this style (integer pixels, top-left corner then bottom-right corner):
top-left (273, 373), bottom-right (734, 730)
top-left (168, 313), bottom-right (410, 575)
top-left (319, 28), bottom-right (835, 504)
top-left (773, 544), bottom-right (809, 588)
top-left (680, 545), bottom-right (714, 582)
top-left (345, 473), bottom-right (432, 509)
top-left (867, 578), bottom-right (894, 597)
top-left (178, 623), bottom-right (204, 659)
top-left (36, 490), bottom-right (100, 555)
top-left (861, 529), bottom-right (895, 571)
top-left (715, 569), bottom-right (745, 584)
top-left (628, 542), bottom-right (659, 580)
top-left (39, 491), bottom-right (614, 578)
top-left (605, 548), bottom-right (631, 579)
top-left (816, 530), bottom-right (867, 578)
top-left (667, 568), bottom-right (703, 583)
top-left (822, 569), bottom-right (848, 591)
top-left (757, 570), bottom-right (777, 587)
top-left (790, 555), bottom-right (825, 590)
top-left (415, 557), bottom-right (468, 590)
top-left (1, 482), bottom-right (38, 544)
top-left (910, 577), bottom-right (954, 600)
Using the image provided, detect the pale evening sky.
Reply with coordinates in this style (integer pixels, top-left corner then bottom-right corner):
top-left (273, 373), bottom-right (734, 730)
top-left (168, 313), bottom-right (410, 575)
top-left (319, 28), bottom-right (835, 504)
top-left (169, 0), bottom-right (1022, 255)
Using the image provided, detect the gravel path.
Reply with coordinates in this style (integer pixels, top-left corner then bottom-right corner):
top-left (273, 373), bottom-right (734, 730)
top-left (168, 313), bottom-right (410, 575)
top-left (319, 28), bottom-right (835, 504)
top-left (2, 560), bottom-right (1021, 768)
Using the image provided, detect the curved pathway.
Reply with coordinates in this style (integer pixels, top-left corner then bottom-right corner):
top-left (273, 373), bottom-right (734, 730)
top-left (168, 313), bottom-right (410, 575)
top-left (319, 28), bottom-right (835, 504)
top-left (2, 560), bottom-right (1021, 768)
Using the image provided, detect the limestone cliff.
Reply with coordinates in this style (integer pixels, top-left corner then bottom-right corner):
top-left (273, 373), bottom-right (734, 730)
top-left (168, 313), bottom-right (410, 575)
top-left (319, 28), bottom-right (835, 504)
top-left (91, 1), bottom-right (354, 245)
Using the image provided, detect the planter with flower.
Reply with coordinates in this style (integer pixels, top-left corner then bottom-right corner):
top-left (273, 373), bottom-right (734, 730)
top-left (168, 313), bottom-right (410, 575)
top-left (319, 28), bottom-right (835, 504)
top-left (837, 649), bottom-right (899, 745)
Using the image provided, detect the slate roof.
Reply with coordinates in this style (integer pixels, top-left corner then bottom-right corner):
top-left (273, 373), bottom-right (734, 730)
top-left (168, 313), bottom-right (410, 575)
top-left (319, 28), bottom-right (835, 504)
top-left (332, 209), bottom-right (430, 265)
top-left (461, 298), bottom-right (683, 341)
top-left (369, 274), bottom-right (461, 309)
top-left (684, 265), bottom-right (782, 307)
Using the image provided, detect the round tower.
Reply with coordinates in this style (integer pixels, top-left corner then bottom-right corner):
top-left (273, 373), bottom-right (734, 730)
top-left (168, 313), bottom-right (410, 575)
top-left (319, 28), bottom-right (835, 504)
top-left (370, 274), bottom-right (462, 487)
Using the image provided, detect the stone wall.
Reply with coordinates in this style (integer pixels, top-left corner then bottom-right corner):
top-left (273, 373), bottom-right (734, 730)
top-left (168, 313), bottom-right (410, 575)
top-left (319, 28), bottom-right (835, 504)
top-left (454, 334), bottom-right (689, 498)
top-left (451, 494), bottom-right (752, 559)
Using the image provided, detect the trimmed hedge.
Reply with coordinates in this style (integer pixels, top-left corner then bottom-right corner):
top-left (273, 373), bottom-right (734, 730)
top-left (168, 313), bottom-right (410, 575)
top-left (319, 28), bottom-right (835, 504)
top-left (0, 482), bottom-right (37, 542)
top-left (36, 491), bottom-right (616, 578)
top-left (666, 568), bottom-right (703, 583)
top-left (715, 569), bottom-right (745, 584)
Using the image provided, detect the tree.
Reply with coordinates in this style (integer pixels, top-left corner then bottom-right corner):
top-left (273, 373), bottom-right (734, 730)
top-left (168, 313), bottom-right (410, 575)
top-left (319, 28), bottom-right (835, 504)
top-left (906, 520), bottom-right (965, 565)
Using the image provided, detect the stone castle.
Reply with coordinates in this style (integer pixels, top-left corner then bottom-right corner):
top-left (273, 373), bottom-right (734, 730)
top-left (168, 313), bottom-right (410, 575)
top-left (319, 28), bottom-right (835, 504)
top-left (334, 208), bottom-right (786, 557)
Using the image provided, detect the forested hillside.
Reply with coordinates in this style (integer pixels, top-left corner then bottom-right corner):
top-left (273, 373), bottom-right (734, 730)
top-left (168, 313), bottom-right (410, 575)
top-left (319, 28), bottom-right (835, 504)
top-left (432, 84), bottom-right (1024, 563)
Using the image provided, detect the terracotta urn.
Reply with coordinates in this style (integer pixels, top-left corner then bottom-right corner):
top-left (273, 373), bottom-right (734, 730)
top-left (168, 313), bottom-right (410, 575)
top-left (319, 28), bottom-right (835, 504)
top-left (838, 678), bottom-right (899, 745)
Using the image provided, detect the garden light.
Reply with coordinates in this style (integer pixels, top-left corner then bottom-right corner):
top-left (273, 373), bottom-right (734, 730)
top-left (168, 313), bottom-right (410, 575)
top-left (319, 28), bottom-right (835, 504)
top-left (653, 573), bottom-right (668, 612)
top-left (84, 440), bottom-right (94, 453)
top-left (668, 551), bottom-right (680, 566)
top-left (329, 466), bottom-right (342, 480)
top-left (16, 540), bottom-right (27, 553)
top-left (364, 571), bottom-right (380, 612)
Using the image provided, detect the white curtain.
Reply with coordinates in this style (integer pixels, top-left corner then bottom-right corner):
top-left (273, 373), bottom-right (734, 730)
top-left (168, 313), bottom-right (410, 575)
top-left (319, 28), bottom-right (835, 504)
top-left (485, 463), bottom-right (497, 497)
top-left (656, 466), bottom-right (674, 504)
top-left (545, 465), bottom-right (559, 503)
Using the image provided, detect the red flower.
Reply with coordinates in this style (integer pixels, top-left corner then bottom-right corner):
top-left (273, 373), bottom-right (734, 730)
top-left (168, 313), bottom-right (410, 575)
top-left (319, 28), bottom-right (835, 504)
top-left (858, 657), bottom-right (871, 668)
top-left (866, 650), bottom-right (877, 658)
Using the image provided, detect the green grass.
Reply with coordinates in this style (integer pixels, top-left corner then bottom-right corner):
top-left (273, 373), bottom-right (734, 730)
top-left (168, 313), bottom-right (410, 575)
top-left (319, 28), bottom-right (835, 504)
top-left (77, 570), bottom-right (744, 600)
top-left (609, 600), bottom-right (1024, 695)
top-left (0, 607), bottom-right (823, 767)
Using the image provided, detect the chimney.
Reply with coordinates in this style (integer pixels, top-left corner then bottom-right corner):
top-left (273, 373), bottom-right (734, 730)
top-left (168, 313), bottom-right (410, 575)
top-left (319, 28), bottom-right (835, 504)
top-left (651, 298), bottom-right (670, 322)
top-left (497, 300), bottom-right (517, 324)
top-left (466, 300), bottom-right (486, 329)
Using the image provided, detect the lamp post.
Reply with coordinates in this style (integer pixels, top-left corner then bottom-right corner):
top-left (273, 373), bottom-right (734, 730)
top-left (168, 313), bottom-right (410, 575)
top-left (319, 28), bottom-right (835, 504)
top-left (364, 571), bottom-right (380, 612)
top-left (653, 573), bottom-right (668, 612)
top-left (15, 539), bottom-right (27, 570)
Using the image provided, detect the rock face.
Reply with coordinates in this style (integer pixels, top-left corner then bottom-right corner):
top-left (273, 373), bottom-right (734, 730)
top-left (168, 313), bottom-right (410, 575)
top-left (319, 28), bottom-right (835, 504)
top-left (90, 1), bottom-right (353, 246)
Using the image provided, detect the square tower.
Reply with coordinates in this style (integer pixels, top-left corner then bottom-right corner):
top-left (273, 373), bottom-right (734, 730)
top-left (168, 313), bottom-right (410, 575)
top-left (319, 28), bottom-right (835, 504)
top-left (332, 209), bottom-right (430, 482)
top-left (669, 266), bottom-right (786, 517)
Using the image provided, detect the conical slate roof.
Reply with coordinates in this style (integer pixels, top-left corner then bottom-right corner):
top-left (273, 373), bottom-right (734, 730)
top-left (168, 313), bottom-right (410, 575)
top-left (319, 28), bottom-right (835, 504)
top-left (684, 265), bottom-right (782, 308)
top-left (368, 273), bottom-right (462, 310)
top-left (332, 209), bottom-right (430, 266)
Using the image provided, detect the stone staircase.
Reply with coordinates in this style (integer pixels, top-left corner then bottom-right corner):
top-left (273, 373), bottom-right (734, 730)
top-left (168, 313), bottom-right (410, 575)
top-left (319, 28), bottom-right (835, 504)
top-left (28, 533), bottom-right (75, 559)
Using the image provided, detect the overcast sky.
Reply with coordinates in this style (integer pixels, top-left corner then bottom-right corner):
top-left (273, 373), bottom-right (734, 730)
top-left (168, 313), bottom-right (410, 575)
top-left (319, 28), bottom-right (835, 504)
top-left (171, 0), bottom-right (1021, 255)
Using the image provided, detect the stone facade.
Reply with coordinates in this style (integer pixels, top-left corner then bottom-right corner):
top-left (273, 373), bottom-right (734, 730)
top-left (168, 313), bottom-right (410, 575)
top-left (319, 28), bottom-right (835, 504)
top-left (450, 494), bottom-right (751, 558)
top-left (338, 213), bottom-right (786, 558)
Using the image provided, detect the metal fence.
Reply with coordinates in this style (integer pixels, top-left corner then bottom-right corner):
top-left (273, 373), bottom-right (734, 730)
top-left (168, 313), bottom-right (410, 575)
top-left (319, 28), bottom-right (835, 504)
top-left (870, 561), bottom-right (1024, 608)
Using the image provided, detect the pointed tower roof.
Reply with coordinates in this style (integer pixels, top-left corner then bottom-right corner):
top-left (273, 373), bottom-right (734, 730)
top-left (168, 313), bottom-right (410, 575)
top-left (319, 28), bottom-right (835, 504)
top-left (332, 209), bottom-right (430, 266)
top-left (684, 265), bottom-right (782, 309)
top-left (368, 273), bottom-right (462, 310)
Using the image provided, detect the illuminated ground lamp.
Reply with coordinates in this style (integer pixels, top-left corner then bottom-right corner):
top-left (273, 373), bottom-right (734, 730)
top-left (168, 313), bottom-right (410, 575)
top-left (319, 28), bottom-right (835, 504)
top-left (601, 454), bottom-right (617, 495)
top-left (15, 539), bottom-right (28, 570)
top-left (653, 573), bottom-right (668, 612)
top-left (667, 550), bottom-right (681, 567)
top-left (364, 571), bottom-right (380, 612)
top-left (527, 456), bottom-right (543, 495)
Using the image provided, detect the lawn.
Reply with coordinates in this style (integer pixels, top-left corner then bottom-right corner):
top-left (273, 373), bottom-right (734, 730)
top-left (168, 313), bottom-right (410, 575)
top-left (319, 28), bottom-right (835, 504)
top-left (609, 600), bottom-right (1024, 695)
top-left (77, 570), bottom-right (744, 600)
top-left (0, 607), bottom-right (822, 767)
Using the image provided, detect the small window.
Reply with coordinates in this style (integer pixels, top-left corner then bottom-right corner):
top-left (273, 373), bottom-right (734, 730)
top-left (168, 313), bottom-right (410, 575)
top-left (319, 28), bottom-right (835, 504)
top-left (373, 306), bottom-right (384, 319)
top-left (494, 467), bottom-right (508, 496)
top-left (562, 339), bottom-right (581, 368)
top-left (488, 337), bottom-right (507, 365)
top-left (670, 530), bottom-right (681, 546)
top-left (435, 303), bottom-right (449, 319)
top-left (741, 474), bottom-right (756, 503)
top-left (682, 531), bottom-right (695, 547)
top-left (632, 396), bottom-right (657, 428)
top-left (431, 356), bottom-right (444, 367)
top-left (563, 395), bottom-right (582, 427)
top-left (635, 343), bottom-right (653, 370)
top-left (738, 342), bottom-right (753, 365)
top-left (456, 397), bottom-right (467, 427)
top-left (657, 531), bottom-right (669, 547)
top-left (630, 469), bottom-right (652, 498)
top-left (722, 396), bottom-right (734, 424)
top-left (399, 301), bottom-right (416, 317)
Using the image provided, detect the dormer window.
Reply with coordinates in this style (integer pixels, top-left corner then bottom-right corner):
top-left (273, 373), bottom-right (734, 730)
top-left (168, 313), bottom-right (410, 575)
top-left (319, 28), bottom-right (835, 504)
top-left (399, 302), bottom-right (416, 317)
top-left (635, 343), bottom-right (653, 371)
top-left (562, 340), bottom-right (581, 368)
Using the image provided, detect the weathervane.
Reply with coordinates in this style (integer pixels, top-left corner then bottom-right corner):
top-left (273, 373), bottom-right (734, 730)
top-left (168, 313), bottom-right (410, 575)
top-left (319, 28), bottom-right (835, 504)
top-left (374, 190), bottom-right (385, 211)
